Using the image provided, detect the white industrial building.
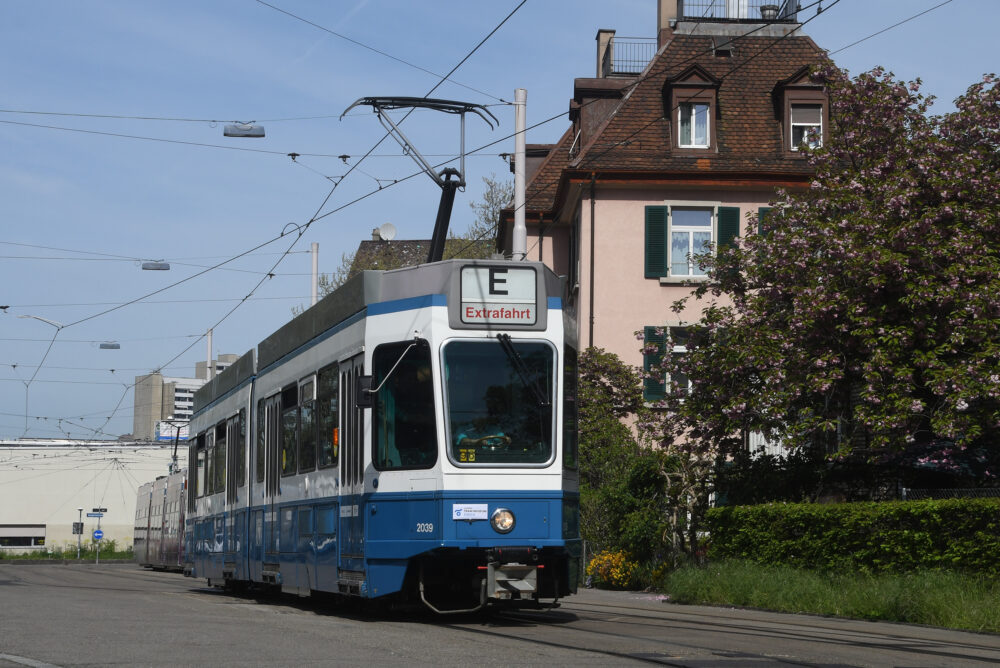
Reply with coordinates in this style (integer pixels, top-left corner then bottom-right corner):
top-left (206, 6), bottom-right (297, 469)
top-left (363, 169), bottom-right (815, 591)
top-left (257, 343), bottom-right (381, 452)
top-left (0, 439), bottom-right (185, 554)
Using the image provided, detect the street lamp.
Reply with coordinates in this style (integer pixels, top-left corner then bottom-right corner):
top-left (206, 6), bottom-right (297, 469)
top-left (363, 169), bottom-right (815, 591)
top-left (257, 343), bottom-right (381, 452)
top-left (141, 261), bottom-right (170, 270)
top-left (224, 122), bottom-right (265, 138)
top-left (17, 315), bottom-right (65, 434)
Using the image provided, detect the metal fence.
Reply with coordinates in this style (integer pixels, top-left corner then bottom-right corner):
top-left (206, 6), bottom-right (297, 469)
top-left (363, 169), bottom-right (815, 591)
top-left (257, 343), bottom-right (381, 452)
top-left (601, 37), bottom-right (658, 77)
top-left (902, 487), bottom-right (1000, 501)
top-left (679, 0), bottom-right (798, 22)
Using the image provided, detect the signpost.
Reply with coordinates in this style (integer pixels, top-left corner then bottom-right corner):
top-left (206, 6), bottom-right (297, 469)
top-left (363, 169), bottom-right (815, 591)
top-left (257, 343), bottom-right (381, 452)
top-left (76, 508), bottom-right (82, 560)
top-left (90, 508), bottom-right (106, 564)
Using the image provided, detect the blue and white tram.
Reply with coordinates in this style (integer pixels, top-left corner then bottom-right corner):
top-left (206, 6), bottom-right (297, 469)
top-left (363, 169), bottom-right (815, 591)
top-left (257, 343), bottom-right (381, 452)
top-left (184, 259), bottom-right (580, 612)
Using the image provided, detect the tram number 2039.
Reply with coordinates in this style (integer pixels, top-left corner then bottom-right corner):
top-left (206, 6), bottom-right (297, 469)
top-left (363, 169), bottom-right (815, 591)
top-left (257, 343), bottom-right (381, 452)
top-left (416, 523), bottom-right (434, 533)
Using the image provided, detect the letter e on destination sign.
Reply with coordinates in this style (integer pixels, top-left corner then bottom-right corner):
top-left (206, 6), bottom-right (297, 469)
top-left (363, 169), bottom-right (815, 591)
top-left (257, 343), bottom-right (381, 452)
top-left (460, 266), bottom-right (536, 325)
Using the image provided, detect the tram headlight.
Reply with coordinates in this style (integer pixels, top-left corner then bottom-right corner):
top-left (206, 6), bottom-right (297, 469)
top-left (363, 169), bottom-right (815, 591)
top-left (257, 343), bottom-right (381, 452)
top-left (490, 508), bottom-right (516, 534)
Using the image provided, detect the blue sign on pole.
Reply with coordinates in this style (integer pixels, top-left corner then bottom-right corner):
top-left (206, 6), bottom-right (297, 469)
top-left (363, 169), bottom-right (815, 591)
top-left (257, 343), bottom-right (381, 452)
top-left (93, 529), bottom-right (104, 541)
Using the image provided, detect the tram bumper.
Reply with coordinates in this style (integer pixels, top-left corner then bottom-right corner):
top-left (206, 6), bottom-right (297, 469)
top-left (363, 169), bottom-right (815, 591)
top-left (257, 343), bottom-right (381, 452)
top-left (487, 546), bottom-right (538, 600)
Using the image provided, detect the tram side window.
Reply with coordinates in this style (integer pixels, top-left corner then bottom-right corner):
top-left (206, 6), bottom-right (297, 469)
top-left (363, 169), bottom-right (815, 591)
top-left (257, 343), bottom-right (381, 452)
top-left (373, 340), bottom-right (437, 471)
top-left (195, 433), bottom-right (207, 498)
top-left (237, 409), bottom-right (247, 488)
top-left (256, 399), bottom-right (265, 484)
top-left (204, 430), bottom-right (215, 495)
top-left (316, 365), bottom-right (339, 469)
top-left (299, 378), bottom-right (316, 473)
top-left (281, 384), bottom-right (298, 476)
top-left (214, 422), bottom-right (226, 493)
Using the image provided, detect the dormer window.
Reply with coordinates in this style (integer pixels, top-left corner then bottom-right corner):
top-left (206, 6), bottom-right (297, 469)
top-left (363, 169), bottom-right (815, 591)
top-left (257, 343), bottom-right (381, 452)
top-left (665, 65), bottom-right (720, 155)
top-left (790, 103), bottom-right (823, 150)
top-left (775, 67), bottom-right (828, 157)
top-left (678, 102), bottom-right (710, 148)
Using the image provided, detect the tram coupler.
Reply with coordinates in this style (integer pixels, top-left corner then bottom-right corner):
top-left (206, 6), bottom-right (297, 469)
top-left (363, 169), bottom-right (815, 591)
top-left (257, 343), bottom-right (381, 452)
top-left (486, 547), bottom-right (539, 600)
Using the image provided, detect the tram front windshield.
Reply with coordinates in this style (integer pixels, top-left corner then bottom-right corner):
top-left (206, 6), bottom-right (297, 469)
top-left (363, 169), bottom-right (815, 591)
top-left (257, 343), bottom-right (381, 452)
top-left (444, 339), bottom-right (554, 465)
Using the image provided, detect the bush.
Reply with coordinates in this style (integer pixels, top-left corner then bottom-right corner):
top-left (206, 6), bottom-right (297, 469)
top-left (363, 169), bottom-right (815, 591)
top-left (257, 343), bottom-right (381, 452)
top-left (706, 498), bottom-right (1000, 574)
top-left (586, 550), bottom-right (639, 590)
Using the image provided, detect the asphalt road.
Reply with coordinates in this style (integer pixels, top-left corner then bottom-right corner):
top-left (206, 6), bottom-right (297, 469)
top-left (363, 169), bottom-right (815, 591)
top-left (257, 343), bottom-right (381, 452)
top-left (1, 563), bottom-right (998, 667)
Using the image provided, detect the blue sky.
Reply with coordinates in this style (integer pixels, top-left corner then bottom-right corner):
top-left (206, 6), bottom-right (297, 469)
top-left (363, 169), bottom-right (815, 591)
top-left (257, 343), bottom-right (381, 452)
top-left (1, 0), bottom-right (993, 440)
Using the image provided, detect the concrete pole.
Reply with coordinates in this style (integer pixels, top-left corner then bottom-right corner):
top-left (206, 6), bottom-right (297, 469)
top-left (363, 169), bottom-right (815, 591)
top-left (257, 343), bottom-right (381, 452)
top-left (206, 329), bottom-right (214, 381)
top-left (311, 242), bottom-right (319, 307)
top-left (512, 88), bottom-right (527, 261)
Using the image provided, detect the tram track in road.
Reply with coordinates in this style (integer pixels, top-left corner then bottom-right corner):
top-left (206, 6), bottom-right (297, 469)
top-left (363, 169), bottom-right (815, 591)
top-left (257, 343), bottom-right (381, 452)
top-left (463, 595), bottom-right (1000, 667)
top-left (0, 562), bottom-right (197, 597)
top-left (561, 597), bottom-right (1000, 665)
top-left (471, 606), bottom-right (814, 667)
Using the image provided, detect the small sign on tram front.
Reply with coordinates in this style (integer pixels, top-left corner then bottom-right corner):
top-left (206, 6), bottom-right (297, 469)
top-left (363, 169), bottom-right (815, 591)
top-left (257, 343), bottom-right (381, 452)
top-left (460, 266), bottom-right (537, 325)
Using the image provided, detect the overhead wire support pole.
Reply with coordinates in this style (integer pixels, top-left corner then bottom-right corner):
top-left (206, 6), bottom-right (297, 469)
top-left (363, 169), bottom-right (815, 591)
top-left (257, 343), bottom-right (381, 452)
top-left (340, 97), bottom-right (498, 263)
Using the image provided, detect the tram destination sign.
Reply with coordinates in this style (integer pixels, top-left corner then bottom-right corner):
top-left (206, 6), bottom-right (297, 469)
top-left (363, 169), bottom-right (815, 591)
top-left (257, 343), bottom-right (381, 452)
top-left (460, 266), bottom-right (537, 326)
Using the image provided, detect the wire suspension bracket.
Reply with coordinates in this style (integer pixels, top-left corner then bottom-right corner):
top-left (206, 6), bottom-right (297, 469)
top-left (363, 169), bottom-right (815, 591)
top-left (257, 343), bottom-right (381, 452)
top-left (340, 97), bottom-right (498, 263)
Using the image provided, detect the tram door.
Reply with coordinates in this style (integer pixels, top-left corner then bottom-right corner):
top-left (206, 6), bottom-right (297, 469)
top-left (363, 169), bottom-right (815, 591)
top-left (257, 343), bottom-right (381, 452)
top-left (263, 393), bottom-right (282, 567)
top-left (339, 354), bottom-right (365, 576)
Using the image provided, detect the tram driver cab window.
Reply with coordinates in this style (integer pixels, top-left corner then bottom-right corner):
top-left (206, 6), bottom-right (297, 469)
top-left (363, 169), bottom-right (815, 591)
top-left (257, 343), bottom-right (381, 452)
top-left (372, 339), bottom-right (437, 471)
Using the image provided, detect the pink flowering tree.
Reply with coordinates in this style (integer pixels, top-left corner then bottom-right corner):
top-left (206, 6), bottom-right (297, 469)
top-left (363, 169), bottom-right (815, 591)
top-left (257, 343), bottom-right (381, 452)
top-left (656, 68), bottom-right (1000, 485)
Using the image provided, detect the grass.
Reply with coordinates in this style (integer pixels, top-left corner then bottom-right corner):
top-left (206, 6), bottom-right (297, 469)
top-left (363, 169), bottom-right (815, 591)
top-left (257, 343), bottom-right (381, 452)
top-left (660, 560), bottom-right (1000, 634)
top-left (0, 540), bottom-right (133, 561)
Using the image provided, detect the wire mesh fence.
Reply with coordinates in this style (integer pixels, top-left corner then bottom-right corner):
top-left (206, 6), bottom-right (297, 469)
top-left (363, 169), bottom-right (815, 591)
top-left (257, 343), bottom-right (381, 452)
top-left (902, 487), bottom-right (1000, 501)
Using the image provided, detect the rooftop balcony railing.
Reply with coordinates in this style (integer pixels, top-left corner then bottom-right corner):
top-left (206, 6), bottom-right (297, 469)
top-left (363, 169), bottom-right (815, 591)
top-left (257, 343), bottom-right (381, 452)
top-left (679, 0), bottom-right (799, 22)
top-left (601, 36), bottom-right (658, 77)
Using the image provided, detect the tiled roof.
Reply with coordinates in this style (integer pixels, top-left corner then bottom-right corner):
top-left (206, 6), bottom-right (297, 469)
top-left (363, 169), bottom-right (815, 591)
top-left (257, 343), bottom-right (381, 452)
top-left (522, 32), bottom-right (830, 216)
top-left (522, 127), bottom-right (575, 220)
top-left (349, 238), bottom-right (493, 275)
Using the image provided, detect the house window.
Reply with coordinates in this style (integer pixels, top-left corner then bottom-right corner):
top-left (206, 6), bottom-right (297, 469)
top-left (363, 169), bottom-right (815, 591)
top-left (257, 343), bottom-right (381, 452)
top-left (643, 327), bottom-right (692, 401)
top-left (645, 205), bottom-right (741, 280)
top-left (790, 103), bottom-right (822, 150)
top-left (671, 209), bottom-right (713, 276)
top-left (678, 103), bottom-right (710, 148)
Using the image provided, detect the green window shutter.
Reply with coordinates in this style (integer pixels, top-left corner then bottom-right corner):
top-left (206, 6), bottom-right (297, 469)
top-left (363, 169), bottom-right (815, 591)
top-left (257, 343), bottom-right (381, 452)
top-left (644, 206), bottom-right (668, 278)
top-left (758, 206), bottom-right (772, 236)
top-left (643, 326), bottom-right (666, 401)
top-left (717, 206), bottom-right (740, 250)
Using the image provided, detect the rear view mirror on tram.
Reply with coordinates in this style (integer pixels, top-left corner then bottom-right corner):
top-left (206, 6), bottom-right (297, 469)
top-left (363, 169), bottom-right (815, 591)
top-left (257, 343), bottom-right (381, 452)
top-left (356, 375), bottom-right (374, 409)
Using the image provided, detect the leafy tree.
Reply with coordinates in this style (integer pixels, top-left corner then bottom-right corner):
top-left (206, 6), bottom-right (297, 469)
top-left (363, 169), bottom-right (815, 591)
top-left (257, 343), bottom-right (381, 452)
top-left (652, 68), bottom-right (1000, 496)
top-left (467, 173), bottom-right (514, 243)
top-left (578, 348), bottom-right (671, 563)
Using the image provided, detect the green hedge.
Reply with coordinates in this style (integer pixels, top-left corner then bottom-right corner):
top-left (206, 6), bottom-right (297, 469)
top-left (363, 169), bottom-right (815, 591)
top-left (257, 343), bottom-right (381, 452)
top-left (705, 499), bottom-right (1000, 574)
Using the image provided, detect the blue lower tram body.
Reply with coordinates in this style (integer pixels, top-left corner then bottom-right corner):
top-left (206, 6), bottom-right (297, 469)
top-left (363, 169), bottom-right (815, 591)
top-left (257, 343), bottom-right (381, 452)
top-left (186, 490), bottom-right (581, 607)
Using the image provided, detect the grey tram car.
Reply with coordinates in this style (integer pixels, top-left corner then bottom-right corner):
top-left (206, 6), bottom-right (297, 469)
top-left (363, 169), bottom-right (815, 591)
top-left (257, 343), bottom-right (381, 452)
top-left (177, 260), bottom-right (581, 612)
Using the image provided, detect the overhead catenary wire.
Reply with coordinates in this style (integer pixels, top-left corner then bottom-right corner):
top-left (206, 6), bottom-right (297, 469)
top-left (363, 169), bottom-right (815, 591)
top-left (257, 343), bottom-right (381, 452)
top-left (254, 0), bottom-right (507, 103)
top-left (10, 0), bottom-right (864, 438)
top-left (829, 0), bottom-right (953, 55)
top-left (25, 2), bottom-right (531, 440)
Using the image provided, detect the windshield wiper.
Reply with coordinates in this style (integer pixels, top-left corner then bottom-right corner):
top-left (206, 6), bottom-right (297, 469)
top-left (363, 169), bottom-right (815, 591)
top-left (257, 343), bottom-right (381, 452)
top-left (496, 333), bottom-right (550, 408)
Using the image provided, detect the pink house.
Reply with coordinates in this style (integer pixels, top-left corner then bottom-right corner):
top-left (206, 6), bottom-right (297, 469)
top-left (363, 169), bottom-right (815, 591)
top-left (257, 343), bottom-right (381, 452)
top-left (499, 0), bottom-right (831, 400)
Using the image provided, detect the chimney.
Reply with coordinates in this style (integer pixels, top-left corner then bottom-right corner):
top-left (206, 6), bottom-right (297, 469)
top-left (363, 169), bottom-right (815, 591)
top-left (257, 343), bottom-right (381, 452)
top-left (596, 29), bottom-right (615, 78)
top-left (657, 0), bottom-right (678, 48)
top-left (372, 227), bottom-right (381, 241)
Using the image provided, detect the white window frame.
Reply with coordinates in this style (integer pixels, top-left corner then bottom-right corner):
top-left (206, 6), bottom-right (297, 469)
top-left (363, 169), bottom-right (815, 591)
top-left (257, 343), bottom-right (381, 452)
top-left (643, 323), bottom-right (694, 403)
top-left (678, 102), bottom-right (710, 149)
top-left (790, 103), bottom-right (823, 151)
top-left (670, 330), bottom-right (693, 395)
top-left (667, 204), bottom-right (716, 279)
